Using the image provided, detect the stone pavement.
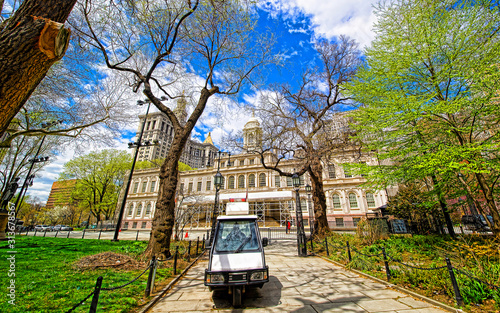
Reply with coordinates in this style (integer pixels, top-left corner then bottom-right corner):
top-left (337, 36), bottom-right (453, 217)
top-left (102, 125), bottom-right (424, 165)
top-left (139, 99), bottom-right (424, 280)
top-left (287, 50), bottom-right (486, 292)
top-left (148, 241), bottom-right (448, 313)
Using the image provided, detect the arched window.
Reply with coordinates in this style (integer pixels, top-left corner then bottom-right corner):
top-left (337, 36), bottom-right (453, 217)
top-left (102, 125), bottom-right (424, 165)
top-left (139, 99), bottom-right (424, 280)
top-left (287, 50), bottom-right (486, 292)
top-left (146, 203), bottom-right (152, 215)
top-left (238, 175), bottom-right (245, 188)
top-left (248, 174), bottom-right (256, 187)
top-left (136, 204), bottom-right (142, 216)
top-left (348, 193), bottom-right (358, 208)
top-left (332, 194), bottom-right (341, 209)
top-left (259, 173), bottom-right (266, 187)
top-left (127, 204), bottom-right (134, 215)
top-left (228, 176), bottom-right (235, 189)
top-left (366, 193), bottom-right (376, 208)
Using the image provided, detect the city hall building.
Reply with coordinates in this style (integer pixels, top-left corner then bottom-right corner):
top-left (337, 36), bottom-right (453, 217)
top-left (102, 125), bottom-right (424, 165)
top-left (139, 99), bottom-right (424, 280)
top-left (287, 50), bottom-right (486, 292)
top-left (120, 111), bottom-right (390, 231)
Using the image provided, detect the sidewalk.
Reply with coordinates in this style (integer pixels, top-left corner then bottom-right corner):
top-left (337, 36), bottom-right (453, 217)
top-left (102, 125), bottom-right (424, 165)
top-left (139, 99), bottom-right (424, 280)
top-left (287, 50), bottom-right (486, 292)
top-left (148, 240), bottom-right (449, 312)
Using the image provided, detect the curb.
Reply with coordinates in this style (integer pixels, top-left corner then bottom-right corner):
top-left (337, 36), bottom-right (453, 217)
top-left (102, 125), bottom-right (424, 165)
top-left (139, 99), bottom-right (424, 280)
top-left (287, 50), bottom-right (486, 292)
top-left (314, 253), bottom-right (466, 313)
top-left (137, 251), bottom-right (207, 313)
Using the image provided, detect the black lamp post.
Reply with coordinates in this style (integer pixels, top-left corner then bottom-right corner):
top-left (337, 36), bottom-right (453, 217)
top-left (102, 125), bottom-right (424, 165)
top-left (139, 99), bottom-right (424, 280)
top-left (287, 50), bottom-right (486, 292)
top-left (209, 151), bottom-right (224, 247)
top-left (112, 97), bottom-right (164, 241)
top-left (305, 184), bottom-right (313, 236)
top-left (292, 173), bottom-right (307, 256)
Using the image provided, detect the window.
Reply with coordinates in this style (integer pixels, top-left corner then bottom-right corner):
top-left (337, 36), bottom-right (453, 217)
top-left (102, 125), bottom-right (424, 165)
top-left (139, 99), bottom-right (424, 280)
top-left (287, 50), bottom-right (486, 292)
top-left (146, 203), bottom-right (151, 215)
top-left (220, 177), bottom-right (225, 190)
top-left (146, 121), bottom-right (151, 130)
top-left (133, 182), bottom-right (139, 193)
top-left (259, 173), bottom-right (266, 187)
top-left (228, 176), bottom-right (235, 189)
top-left (238, 175), bottom-right (245, 188)
top-left (348, 193), bottom-right (358, 208)
top-left (127, 204), bottom-right (133, 216)
top-left (299, 175), bottom-right (305, 186)
top-left (286, 177), bottom-right (293, 187)
top-left (275, 176), bottom-right (280, 187)
top-left (335, 218), bottom-right (344, 227)
top-left (344, 166), bottom-right (352, 178)
top-left (249, 174), bottom-right (256, 187)
top-left (333, 194), bottom-right (341, 209)
top-left (180, 183), bottom-right (184, 192)
top-left (353, 218), bottom-right (361, 227)
top-left (152, 120), bottom-right (156, 129)
top-left (188, 182), bottom-right (193, 192)
top-left (366, 193), bottom-right (376, 208)
top-left (328, 164), bottom-right (336, 179)
top-left (161, 122), bottom-right (165, 131)
top-left (197, 181), bottom-right (202, 192)
top-left (132, 222), bottom-right (138, 228)
top-left (142, 181), bottom-right (147, 193)
top-left (206, 181), bottom-right (211, 191)
top-left (150, 181), bottom-right (156, 192)
top-left (249, 159), bottom-right (254, 165)
top-left (124, 222), bottom-right (129, 228)
top-left (136, 204), bottom-right (142, 216)
top-left (141, 222), bottom-right (147, 229)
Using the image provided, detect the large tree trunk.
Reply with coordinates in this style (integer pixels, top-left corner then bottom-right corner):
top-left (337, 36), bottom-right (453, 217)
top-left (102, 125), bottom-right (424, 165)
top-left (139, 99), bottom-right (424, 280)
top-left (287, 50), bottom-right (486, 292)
top-left (0, 0), bottom-right (75, 137)
top-left (308, 157), bottom-right (330, 238)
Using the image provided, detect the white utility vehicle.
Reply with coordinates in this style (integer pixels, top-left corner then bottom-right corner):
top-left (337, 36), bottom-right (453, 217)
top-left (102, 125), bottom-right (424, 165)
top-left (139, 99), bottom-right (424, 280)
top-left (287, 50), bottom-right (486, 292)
top-left (204, 202), bottom-right (269, 307)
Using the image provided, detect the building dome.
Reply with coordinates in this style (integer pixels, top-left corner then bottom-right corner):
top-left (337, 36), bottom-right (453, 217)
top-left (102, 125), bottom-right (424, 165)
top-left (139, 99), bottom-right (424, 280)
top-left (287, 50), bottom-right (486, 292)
top-left (243, 112), bottom-right (260, 130)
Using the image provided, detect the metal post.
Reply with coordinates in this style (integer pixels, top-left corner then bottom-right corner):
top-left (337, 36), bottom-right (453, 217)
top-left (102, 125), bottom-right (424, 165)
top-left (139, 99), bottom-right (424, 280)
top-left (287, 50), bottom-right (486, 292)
top-left (136, 230), bottom-right (139, 241)
top-left (82, 228), bottom-right (86, 239)
top-left (187, 241), bottom-right (192, 261)
top-left (346, 241), bottom-right (352, 262)
top-left (89, 276), bottom-right (103, 313)
top-left (202, 234), bottom-right (205, 250)
top-left (310, 237), bottom-right (314, 252)
top-left (145, 256), bottom-right (156, 297)
top-left (112, 99), bottom-right (153, 242)
top-left (43, 230), bottom-right (47, 237)
top-left (446, 258), bottom-right (464, 306)
top-left (294, 187), bottom-right (307, 257)
top-left (173, 246), bottom-right (179, 275)
top-left (381, 247), bottom-right (391, 281)
top-left (98, 228), bottom-right (102, 240)
top-left (34, 229), bottom-right (37, 236)
top-left (196, 237), bottom-right (199, 255)
top-left (325, 238), bottom-right (329, 256)
top-left (26, 228), bottom-right (29, 236)
top-left (67, 231), bottom-right (70, 238)
top-left (55, 230), bottom-right (59, 238)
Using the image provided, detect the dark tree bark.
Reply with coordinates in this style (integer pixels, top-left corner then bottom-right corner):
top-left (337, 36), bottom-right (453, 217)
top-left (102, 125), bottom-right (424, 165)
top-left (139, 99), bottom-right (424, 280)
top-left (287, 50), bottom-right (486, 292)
top-left (307, 156), bottom-right (329, 237)
top-left (0, 0), bottom-right (75, 136)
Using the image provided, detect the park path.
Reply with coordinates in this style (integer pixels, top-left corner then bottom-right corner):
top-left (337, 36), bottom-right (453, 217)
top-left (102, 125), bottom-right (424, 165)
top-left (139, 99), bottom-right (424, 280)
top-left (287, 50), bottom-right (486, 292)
top-left (148, 240), bottom-right (448, 313)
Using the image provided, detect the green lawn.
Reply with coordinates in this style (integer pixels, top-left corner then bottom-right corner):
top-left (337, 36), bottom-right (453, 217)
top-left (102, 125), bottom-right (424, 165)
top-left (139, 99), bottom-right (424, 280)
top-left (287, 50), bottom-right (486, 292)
top-left (0, 236), bottom-right (184, 313)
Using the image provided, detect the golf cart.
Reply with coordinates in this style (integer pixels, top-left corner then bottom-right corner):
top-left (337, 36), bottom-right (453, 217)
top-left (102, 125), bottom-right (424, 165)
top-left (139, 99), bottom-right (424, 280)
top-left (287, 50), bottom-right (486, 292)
top-left (204, 202), bottom-right (269, 307)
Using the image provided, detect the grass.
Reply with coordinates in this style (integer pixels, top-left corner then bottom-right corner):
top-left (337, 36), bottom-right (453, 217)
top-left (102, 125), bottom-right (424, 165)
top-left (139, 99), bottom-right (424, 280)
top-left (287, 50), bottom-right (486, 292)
top-left (312, 233), bottom-right (500, 312)
top-left (0, 236), bottom-right (195, 313)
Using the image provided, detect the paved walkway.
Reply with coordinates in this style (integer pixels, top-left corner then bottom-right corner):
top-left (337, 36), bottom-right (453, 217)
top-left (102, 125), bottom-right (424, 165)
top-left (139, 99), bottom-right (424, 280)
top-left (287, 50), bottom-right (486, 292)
top-left (149, 241), bottom-right (448, 313)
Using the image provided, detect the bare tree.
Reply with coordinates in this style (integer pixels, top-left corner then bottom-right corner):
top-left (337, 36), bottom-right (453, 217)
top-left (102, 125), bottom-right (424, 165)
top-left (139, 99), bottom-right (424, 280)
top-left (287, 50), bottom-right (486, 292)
top-left (0, 0), bottom-right (77, 136)
top-left (250, 37), bottom-right (362, 237)
top-left (74, 0), bottom-right (276, 258)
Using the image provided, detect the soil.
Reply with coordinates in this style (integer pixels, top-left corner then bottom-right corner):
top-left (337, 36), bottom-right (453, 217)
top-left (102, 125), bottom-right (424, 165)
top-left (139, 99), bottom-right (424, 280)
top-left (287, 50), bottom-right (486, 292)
top-left (75, 252), bottom-right (147, 271)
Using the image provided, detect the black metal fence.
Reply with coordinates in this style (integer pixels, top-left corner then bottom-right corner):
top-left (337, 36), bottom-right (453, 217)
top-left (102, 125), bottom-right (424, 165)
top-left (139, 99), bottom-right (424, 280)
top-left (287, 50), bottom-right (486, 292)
top-left (64, 237), bottom-right (205, 313)
top-left (310, 238), bottom-right (499, 307)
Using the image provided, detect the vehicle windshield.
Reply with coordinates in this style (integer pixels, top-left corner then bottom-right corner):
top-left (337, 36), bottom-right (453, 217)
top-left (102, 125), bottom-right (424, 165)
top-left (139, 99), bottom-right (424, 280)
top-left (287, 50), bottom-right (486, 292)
top-left (214, 220), bottom-right (259, 253)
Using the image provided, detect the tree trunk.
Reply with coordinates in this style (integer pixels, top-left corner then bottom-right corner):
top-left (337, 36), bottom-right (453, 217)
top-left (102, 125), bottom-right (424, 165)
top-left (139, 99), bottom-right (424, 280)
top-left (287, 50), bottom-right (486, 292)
top-left (0, 0), bottom-right (75, 137)
top-left (308, 157), bottom-right (330, 238)
top-left (474, 173), bottom-right (500, 235)
top-left (144, 87), bottom-right (216, 259)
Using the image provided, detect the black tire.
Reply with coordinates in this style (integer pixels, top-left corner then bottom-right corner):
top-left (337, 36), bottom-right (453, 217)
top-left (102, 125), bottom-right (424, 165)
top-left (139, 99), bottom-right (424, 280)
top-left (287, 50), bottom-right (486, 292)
top-left (232, 286), bottom-right (242, 307)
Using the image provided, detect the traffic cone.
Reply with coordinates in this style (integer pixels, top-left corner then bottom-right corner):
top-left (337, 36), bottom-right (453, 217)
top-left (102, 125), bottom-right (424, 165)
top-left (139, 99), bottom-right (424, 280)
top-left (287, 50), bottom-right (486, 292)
top-left (185, 231), bottom-right (189, 238)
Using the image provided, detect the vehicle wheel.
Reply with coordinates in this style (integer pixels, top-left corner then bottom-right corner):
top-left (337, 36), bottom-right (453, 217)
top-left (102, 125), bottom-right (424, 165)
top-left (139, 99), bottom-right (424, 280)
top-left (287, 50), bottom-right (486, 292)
top-left (232, 286), bottom-right (242, 308)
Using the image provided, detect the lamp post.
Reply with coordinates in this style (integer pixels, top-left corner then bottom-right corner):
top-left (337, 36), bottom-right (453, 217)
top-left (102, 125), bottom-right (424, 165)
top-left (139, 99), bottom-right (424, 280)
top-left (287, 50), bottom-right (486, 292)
top-left (305, 184), bottom-right (313, 236)
top-left (209, 151), bottom-right (224, 247)
top-left (292, 173), bottom-right (307, 256)
top-left (112, 97), bottom-right (164, 241)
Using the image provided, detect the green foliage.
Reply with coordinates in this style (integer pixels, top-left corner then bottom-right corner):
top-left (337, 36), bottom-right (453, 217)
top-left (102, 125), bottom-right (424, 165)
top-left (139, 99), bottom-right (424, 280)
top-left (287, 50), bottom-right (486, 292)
top-left (346, 0), bottom-right (500, 230)
top-left (59, 149), bottom-right (131, 221)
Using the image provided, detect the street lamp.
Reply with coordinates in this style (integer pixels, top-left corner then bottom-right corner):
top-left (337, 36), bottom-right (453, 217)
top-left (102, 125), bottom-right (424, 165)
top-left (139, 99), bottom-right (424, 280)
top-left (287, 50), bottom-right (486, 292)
top-left (112, 97), bottom-right (164, 241)
top-left (292, 173), bottom-right (307, 256)
top-left (209, 151), bottom-right (224, 247)
top-left (305, 184), bottom-right (313, 236)
top-left (12, 120), bottom-right (61, 217)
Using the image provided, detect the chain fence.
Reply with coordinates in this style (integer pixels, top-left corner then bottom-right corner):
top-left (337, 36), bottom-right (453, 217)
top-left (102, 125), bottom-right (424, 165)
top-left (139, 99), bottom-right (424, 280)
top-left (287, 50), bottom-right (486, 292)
top-left (311, 237), bottom-right (500, 307)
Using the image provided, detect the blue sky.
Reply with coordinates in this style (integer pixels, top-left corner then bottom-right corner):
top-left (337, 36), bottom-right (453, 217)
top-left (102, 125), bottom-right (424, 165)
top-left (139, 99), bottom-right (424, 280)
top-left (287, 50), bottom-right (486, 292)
top-left (28, 0), bottom-right (378, 203)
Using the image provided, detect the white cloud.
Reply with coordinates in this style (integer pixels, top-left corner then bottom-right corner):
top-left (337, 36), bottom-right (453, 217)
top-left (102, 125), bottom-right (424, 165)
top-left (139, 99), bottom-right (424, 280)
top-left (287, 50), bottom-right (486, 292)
top-left (261, 0), bottom-right (377, 48)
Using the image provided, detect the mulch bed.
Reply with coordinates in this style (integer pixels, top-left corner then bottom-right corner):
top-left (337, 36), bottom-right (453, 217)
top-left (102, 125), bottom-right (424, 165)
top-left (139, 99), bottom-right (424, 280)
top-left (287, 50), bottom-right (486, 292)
top-left (76, 252), bottom-right (147, 271)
